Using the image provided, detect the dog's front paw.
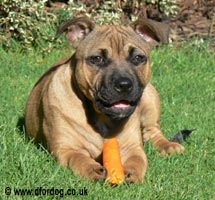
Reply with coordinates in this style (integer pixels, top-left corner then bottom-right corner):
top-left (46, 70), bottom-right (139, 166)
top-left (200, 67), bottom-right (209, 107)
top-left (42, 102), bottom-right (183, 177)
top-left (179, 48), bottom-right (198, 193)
top-left (158, 141), bottom-right (185, 156)
top-left (124, 167), bottom-right (143, 184)
top-left (87, 164), bottom-right (107, 182)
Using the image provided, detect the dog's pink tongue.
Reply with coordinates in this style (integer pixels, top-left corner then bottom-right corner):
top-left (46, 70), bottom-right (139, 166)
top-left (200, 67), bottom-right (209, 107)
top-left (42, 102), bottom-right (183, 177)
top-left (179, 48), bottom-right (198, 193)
top-left (112, 101), bottom-right (130, 108)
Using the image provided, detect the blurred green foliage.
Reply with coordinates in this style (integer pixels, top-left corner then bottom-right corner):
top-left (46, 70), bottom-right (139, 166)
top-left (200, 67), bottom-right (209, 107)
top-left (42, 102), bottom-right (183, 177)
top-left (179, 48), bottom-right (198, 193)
top-left (0, 0), bottom-right (179, 53)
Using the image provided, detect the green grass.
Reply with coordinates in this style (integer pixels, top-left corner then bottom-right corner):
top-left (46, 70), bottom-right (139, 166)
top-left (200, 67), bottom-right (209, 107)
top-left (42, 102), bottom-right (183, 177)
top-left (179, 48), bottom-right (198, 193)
top-left (0, 42), bottom-right (215, 200)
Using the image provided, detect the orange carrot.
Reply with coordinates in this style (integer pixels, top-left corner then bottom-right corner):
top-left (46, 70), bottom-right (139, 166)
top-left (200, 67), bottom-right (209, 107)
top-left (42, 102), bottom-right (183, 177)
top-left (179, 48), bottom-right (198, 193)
top-left (103, 138), bottom-right (125, 185)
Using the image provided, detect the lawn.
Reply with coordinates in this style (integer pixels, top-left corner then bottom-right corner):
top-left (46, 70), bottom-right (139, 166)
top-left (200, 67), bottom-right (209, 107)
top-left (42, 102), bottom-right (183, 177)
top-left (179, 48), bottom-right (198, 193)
top-left (0, 41), bottom-right (214, 200)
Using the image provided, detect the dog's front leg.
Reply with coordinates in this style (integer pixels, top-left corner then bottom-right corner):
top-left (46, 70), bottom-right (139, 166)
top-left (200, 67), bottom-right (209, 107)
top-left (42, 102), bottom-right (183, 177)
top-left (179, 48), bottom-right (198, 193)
top-left (143, 124), bottom-right (185, 156)
top-left (121, 146), bottom-right (148, 183)
top-left (52, 148), bottom-right (106, 182)
top-left (141, 85), bottom-right (184, 156)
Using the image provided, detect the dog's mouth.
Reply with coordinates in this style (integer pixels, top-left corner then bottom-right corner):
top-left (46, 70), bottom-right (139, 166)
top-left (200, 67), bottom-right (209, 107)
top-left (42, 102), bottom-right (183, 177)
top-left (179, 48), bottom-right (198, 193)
top-left (95, 98), bottom-right (138, 120)
top-left (111, 100), bottom-right (133, 109)
top-left (94, 75), bottom-right (144, 120)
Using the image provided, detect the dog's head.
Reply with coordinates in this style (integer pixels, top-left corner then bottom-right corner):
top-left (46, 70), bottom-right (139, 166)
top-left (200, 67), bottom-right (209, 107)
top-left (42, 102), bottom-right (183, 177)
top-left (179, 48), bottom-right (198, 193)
top-left (55, 17), bottom-right (169, 120)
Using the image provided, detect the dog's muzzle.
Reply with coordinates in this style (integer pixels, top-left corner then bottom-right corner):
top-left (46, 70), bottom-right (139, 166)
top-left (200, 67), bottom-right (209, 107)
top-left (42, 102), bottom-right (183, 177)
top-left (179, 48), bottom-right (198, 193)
top-left (95, 73), bottom-right (143, 120)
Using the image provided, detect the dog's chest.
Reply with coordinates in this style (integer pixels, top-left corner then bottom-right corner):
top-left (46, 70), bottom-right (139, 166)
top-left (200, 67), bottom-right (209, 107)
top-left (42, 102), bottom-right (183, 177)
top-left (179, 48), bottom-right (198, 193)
top-left (93, 120), bottom-right (109, 137)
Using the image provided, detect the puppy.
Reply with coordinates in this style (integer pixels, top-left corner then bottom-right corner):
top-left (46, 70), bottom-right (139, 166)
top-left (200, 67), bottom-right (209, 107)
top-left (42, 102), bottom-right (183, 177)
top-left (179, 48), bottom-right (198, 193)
top-left (25, 17), bottom-right (184, 183)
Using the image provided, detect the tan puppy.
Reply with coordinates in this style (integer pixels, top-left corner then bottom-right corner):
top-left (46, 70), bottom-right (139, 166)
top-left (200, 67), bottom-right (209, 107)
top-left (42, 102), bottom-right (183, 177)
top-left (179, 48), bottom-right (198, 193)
top-left (25, 17), bottom-right (184, 183)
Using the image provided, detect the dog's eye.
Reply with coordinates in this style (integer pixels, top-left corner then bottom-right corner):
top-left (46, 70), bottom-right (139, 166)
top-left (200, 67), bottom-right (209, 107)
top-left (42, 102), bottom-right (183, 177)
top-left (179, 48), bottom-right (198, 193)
top-left (88, 56), bottom-right (104, 66)
top-left (131, 55), bottom-right (147, 66)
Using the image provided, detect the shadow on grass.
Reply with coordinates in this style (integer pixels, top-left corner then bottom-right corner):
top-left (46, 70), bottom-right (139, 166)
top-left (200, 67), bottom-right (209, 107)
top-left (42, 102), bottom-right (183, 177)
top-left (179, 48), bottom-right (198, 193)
top-left (16, 116), bottom-right (26, 137)
top-left (16, 116), bottom-right (48, 152)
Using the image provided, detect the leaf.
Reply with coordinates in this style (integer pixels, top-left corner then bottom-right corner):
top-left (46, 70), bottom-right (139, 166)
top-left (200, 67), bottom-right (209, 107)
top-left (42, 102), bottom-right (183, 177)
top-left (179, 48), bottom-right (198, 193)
top-left (170, 129), bottom-right (195, 144)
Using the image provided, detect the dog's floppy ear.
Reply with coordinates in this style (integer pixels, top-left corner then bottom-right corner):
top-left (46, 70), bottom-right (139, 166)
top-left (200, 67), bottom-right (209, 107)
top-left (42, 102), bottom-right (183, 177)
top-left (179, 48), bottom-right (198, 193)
top-left (130, 18), bottom-right (170, 48)
top-left (55, 17), bottom-right (95, 48)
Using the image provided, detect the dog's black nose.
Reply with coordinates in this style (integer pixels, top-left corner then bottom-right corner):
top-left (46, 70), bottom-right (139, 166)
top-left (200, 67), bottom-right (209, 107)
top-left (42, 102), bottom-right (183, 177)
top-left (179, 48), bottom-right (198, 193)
top-left (114, 77), bottom-right (133, 93)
